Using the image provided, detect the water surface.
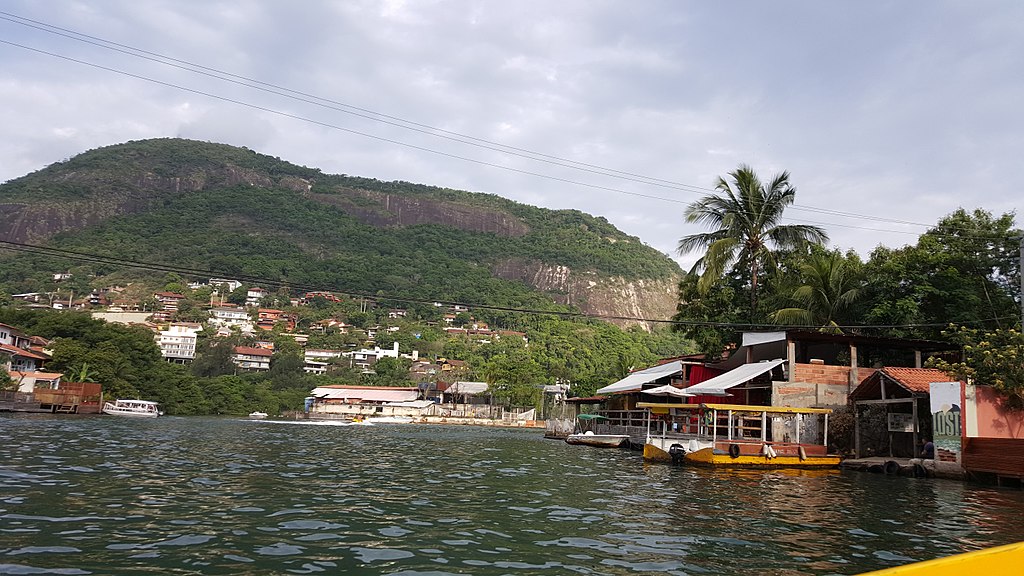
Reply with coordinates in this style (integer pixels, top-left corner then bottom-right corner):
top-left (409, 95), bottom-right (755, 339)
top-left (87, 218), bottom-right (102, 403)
top-left (2, 415), bottom-right (1023, 575)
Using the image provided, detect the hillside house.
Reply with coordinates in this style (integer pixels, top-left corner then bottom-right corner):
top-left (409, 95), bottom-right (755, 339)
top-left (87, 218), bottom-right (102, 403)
top-left (1, 323), bottom-right (61, 394)
top-left (303, 349), bottom-right (345, 374)
top-left (210, 307), bottom-right (254, 332)
top-left (344, 342), bottom-right (418, 372)
top-left (246, 287), bottom-right (268, 307)
top-left (157, 323), bottom-right (203, 363)
top-left (233, 346), bottom-right (272, 371)
top-left (256, 308), bottom-right (294, 331)
top-left (209, 278), bottom-right (242, 293)
top-left (152, 292), bottom-right (185, 322)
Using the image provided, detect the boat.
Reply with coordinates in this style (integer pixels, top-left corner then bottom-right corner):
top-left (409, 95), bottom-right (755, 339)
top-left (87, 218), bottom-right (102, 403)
top-left (367, 415), bottom-right (415, 424)
top-left (858, 540), bottom-right (1024, 574)
top-left (349, 416), bottom-right (374, 426)
top-left (565, 414), bottom-right (630, 448)
top-left (101, 399), bottom-right (160, 418)
top-left (248, 411), bottom-right (268, 419)
top-left (637, 402), bottom-right (841, 469)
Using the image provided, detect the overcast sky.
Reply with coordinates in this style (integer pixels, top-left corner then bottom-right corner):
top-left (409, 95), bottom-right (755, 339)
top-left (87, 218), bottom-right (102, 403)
top-left (1, 1), bottom-right (1021, 270)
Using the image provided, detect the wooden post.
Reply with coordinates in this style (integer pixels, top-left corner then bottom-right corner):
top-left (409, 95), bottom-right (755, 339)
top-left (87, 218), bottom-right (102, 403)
top-left (824, 413), bottom-right (829, 450)
top-left (854, 405), bottom-right (861, 457)
top-left (787, 339), bottom-right (796, 382)
top-left (912, 396), bottom-right (919, 457)
top-left (848, 344), bottom-right (859, 394)
top-left (795, 413), bottom-right (802, 444)
top-left (761, 411), bottom-right (767, 441)
top-left (727, 410), bottom-right (733, 440)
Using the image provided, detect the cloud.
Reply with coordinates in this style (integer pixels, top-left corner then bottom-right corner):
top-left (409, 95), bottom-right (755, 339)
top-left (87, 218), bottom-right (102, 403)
top-left (0, 0), bottom-right (1020, 266)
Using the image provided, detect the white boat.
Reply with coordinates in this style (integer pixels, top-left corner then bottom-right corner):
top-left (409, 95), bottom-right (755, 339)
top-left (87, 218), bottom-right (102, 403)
top-left (248, 411), bottom-right (269, 419)
top-left (565, 414), bottom-right (630, 448)
top-left (367, 416), bottom-right (415, 424)
top-left (102, 399), bottom-right (160, 418)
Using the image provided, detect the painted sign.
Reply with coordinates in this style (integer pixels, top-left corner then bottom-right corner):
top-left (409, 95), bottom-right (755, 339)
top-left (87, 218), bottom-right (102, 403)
top-left (887, 412), bottom-right (915, 433)
top-left (929, 381), bottom-right (962, 455)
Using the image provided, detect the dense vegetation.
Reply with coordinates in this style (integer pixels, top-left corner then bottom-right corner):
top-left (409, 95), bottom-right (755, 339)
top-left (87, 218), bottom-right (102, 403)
top-left (673, 164), bottom-right (1022, 361)
top-left (0, 305), bottom-right (690, 415)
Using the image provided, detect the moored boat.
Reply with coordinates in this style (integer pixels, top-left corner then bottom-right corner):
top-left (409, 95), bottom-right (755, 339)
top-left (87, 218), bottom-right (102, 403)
top-left (638, 402), bottom-right (840, 469)
top-left (248, 411), bottom-right (268, 419)
top-left (101, 399), bottom-right (160, 418)
top-left (565, 414), bottom-right (630, 448)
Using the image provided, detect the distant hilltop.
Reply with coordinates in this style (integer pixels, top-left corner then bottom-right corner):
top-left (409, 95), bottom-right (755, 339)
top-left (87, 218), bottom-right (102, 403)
top-left (0, 138), bottom-right (682, 326)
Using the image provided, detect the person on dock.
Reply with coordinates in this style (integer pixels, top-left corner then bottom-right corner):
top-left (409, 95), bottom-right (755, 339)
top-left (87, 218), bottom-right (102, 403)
top-left (919, 438), bottom-right (935, 459)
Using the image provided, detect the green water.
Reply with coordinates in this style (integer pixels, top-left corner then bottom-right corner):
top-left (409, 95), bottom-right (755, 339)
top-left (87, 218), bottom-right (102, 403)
top-left (1, 415), bottom-right (1023, 575)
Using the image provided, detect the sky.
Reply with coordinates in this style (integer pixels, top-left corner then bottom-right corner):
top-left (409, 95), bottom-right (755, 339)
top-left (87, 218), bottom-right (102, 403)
top-left (1, 1), bottom-right (1022, 271)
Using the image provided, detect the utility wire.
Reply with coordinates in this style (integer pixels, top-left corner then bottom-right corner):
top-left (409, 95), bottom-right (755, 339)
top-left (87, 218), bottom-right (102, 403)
top-left (2, 37), bottom-right (1018, 246)
top-left (1, 11), bottom-right (1019, 243)
top-left (0, 239), bottom-right (1014, 332)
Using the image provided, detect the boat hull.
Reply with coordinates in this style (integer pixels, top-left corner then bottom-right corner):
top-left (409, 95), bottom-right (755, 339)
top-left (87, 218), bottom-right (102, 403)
top-left (565, 434), bottom-right (629, 448)
top-left (684, 447), bottom-right (840, 469)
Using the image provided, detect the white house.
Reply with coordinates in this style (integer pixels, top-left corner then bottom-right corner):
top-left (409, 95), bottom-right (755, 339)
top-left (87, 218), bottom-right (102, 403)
top-left (157, 323), bottom-right (203, 363)
top-left (343, 342), bottom-right (418, 372)
top-left (303, 349), bottom-right (345, 374)
top-left (209, 278), bottom-right (242, 293)
top-left (233, 346), bottom-right (272, 371)
top-left (209, 307), bottom-right (254, 332)
top-left (246, 287), bottom-right (268, 307)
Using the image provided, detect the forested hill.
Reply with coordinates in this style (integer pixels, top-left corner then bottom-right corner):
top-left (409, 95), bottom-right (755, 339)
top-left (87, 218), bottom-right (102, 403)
top-left (0, 138), bottom-right (682, 321)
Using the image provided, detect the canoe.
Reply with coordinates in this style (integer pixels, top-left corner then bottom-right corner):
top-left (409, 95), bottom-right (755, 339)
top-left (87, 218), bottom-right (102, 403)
top-left (859, 541), bottom-right (1024, 575)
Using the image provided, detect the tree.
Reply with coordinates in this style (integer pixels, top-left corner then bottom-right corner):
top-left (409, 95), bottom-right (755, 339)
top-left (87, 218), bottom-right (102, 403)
top-left (770, 250), bottom-right (863, 332)
top-left (677, 164), bottom-right (828, 314)
top-left (0, 353), bottom-right (14, 391)
top-left (929, 326), bottom-right (1024, 408)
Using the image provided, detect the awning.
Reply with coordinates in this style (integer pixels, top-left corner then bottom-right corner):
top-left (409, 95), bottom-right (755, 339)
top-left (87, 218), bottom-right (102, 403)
top-left (595, 361), bottom-right (683, 395)
top-left (643, 384), bottom-right (695, 398)
top-left (683, 359), bottom-right (786, 395)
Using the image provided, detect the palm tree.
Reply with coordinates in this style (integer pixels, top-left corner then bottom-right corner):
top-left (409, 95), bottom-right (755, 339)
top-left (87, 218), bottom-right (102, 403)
top-left (677, 164), bottom-right (829, 312)
top-left (770, 251), bottom-right (862, 332)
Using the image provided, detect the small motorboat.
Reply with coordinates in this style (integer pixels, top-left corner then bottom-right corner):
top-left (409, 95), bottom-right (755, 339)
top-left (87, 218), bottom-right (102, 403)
top-left (248, 411), bottom-right (269, 419)
top-left (102, 399), bottom-right (160, 418)
top-left (565, 414), bottom-right (629, 448)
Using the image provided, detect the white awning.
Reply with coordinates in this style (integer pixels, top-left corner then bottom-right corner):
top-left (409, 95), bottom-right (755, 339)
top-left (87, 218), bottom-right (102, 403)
top-left (596, 361), bottom-right (683, 395)
top-left (742, 331), bottom-right (787, 347)
top-left (683, 359), bottom-right (786, 395)
top-left (643, 384), bottom-right (695, 398)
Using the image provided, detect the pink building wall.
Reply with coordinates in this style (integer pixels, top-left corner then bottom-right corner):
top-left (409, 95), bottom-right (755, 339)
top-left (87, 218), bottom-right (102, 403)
top-left (967, 385), bottom-right (1024, 439)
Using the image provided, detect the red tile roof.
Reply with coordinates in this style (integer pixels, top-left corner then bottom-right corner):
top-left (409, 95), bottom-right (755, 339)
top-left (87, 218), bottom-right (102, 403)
top-left (882, 367), bottom-right (960, 393)
top-left (0, 343), bottom-right (47, 360)
top-left (234, 346), bottom-right (273, 357)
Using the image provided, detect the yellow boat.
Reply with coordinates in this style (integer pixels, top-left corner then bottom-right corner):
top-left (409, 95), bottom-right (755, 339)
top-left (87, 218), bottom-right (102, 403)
top-left (859, 541), bottom-right (1024, 574)
top-left (638, 402), bottom-right (840, 469)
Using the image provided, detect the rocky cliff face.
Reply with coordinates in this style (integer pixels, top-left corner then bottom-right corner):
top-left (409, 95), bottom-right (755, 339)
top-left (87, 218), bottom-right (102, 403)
top-left (307, 188), bottom-right (529, 237)
top-left (0, 164), bottom-right (281, 243)
top-left (491, 258), bottom-right (680, 329)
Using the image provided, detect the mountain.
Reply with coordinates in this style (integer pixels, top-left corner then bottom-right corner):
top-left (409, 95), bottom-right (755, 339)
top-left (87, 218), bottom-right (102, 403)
top-left (0, 138), bottom-right (682, 323)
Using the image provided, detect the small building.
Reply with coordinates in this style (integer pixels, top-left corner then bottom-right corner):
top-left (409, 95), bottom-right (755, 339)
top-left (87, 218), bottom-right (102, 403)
top-left (343, 342), bottom-right (418, 372)
top-left (245, 287), bottom-right (268, 307)
top-left (441, 381), bottom-right (489, 405)
top-left (308, 385), bottom-right (431, 419)
top-left (303, 349), bottom-right (345, 374)
top-left (233, 346), bottom-right (272, 371)
top-left (209, 278), bottom-right (242, 293)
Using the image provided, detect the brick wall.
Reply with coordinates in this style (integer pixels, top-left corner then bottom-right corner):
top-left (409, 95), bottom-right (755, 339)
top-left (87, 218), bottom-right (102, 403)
top-left (791, 363), bottom-right (876, 386)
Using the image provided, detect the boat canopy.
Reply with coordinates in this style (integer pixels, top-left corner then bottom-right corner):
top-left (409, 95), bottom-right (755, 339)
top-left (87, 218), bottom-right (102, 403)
top-left (595, 361), bottom-right (682, 395)
top-left (682, 359), bottom-right (786, 395)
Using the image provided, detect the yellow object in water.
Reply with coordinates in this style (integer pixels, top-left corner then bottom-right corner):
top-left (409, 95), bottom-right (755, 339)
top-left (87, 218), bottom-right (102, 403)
top-left (859, 541), bottom-right (1024, 575)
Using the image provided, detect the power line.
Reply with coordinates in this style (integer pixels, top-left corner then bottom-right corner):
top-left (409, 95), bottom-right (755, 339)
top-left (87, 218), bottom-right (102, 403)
top-left (2, 37), bottom-right (1018, 248)
top-left (0, 239), bottom-right (1013, 332)
top-left (1, 11), bottom-right (1019, 243)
